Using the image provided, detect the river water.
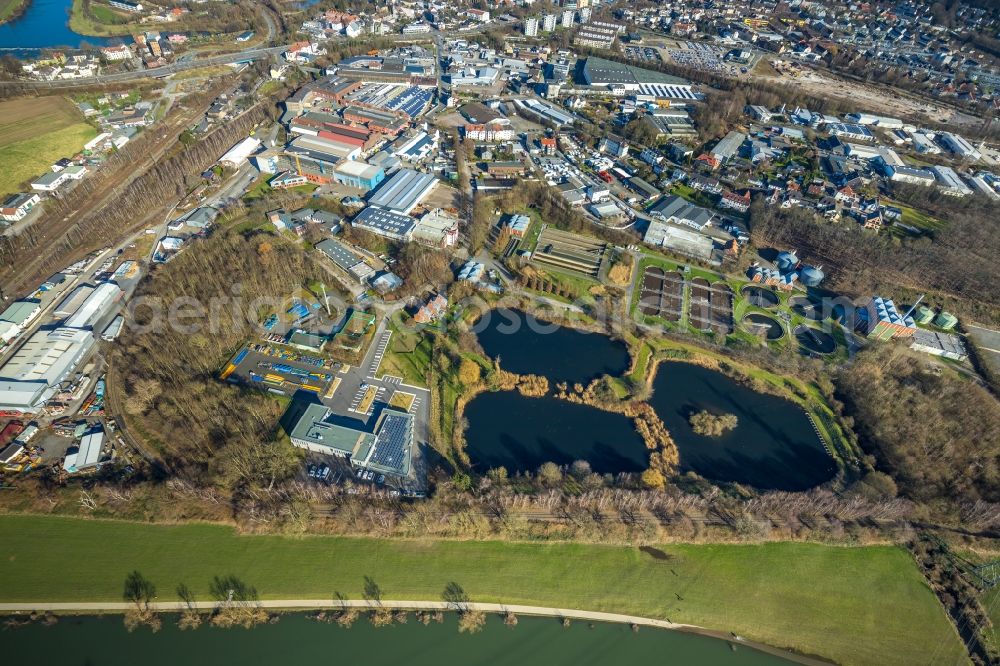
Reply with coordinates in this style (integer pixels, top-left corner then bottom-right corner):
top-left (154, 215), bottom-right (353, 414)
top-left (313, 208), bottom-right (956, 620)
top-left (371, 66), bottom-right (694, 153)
top-left (2, 613), bottom-right (796, 665)
top-left (0, 0), bottom-right (116, 52)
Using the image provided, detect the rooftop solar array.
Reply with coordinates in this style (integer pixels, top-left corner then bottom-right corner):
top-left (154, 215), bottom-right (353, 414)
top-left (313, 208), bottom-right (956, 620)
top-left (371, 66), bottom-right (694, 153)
top-left (386, 88), bottom-right (434, 118)
top-left (367, 411), bottom-right (412, 475)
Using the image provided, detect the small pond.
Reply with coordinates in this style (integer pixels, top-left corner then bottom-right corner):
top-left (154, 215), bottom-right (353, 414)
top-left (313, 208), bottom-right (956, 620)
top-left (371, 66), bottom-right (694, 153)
top-left (463, 391), bottom-right (648, 474)
top-left (648, 362), bottom-right (835, 491)
top-left (474, 308), bottom-right (630, 385)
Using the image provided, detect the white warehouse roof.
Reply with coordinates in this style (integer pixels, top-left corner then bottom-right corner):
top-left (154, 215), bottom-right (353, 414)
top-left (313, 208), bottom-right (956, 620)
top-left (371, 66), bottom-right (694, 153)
top-left (367, 168), bottom-right (438, 214)
top-left (63, 281), bottom-right (122, 330)
top-left (219, 137), bottom-right (263, 167)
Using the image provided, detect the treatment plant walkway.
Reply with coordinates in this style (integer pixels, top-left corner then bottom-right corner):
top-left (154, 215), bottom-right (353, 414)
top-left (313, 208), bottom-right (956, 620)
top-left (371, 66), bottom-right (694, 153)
top-left (0, 599), bottom-right (830, 665)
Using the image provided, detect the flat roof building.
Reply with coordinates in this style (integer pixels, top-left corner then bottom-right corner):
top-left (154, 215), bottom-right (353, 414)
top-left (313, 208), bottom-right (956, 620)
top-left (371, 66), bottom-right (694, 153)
top-left (367, 168), bottom-right (438, 214)
top-left (333, 160), bottom-right (385, 191)
top-left (930, 165), bottom-right (973, 197)
top-left (352, 206), bottom-right (418, 241)
top-left (63, 282), bottom-right (122, 330)
top-left (287, 403), bottom-right (413, 477)
top-left (315, 239), bottom-right (375, 282)
top-left (0, 327), bottom-right (95, 412)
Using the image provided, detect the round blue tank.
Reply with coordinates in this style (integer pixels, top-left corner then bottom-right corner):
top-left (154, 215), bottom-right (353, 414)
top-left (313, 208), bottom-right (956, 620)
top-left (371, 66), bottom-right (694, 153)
top-left (799, 265), bottom-right (825, 287)
top-left (776, 251), bottom-right (799, 273)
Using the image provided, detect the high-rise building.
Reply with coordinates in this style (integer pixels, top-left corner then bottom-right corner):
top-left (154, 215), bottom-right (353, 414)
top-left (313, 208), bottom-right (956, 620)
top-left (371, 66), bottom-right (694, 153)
top-left (524, 16), bottom-right (538, 36)
top-left (561, 9), bottom-right (574, 28)
top-left (542, 13), bottom-right (557, 32)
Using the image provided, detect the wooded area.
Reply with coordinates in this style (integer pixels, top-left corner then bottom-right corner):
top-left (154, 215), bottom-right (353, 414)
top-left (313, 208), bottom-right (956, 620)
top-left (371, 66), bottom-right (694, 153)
top-left (114, 228), bottom-right (323, 487)
top-left (837, 348), bottom-right (1000, 505)
top-left (749, 199), bottom-right (1000, 324)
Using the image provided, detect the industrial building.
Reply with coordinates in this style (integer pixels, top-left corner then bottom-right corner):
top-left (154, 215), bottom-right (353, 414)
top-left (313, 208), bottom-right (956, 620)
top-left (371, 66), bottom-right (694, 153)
top-left (219, 137), bottom-right (262, 168)
top-left (63, 426), bottom-right (106, 473)
top-left (316, 239), bottom-right (375, 282)
top-left (352, 206), bottom-right (418, 241)
top-left (366, 168), bottom-right (438, 214)
top-left (0, 327), bottom-right (96, 412)
top-left (63, 282), bottom-right (123, 330)
top-left (648, 195), bottom-right (714, 230)
top-left (929, 165), bottom-right (973, 197)
top-left (938, 132), bottom-right (982, 161)
top-left (643, 219), bottom-right (715, 261)
top-left (513, 98), bottom-right (575, 126)
top-left (333, 161), bottom-right (385, 190)
top-left (413, 209), bottom-right (459, 248)
top-left (393, 131), bottom-right (436, 162)
top-left (710, 131), bottom-right (747, 163)
top-left (581, 56), bottom-right (694, 94)
top-left (288, 404), bottom-right (414, 477)
top-left (289, 134), bottom-right (362, 161)
top-left (910, 329), bottom-right (966, 361)
top-left (864, 296), bottom-right (917, 341)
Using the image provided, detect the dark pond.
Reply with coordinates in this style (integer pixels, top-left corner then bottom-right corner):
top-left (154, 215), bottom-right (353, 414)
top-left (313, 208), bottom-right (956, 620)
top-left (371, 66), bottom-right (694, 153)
top-left (743, 313), bottom-right (784, 340)
top-left (474, 308), bottom-right (630, 385)
top-left (795, 325), bottom-right (836, 355)
top-left (741, 285), bottom-right (779, 308)
top-left (1, 612), bottom-right (795, 665)
top-left (0, 0), bottom-right (117, 52)
top-left (648, 362), bottom-right (835, 491)
top-left (463, 391), bottom-right (648, 474)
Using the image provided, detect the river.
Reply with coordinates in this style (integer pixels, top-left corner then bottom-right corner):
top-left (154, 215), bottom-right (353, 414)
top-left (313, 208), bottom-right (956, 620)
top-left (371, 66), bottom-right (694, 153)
top-left (2, 613), bottom-right (796, 665)
top-left (0, 0), bottom-right (116, 52)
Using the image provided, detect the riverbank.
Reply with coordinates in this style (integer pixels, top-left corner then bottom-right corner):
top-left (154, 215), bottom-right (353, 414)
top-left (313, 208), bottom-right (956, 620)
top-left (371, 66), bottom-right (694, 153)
top-left (0, 600), bottom-right (827, 666)
top-left (0, 612), bottom-right (800, 666)
top-left (0, 0), bottom-right (30, 24)
top-left (0, 514), bottom-right (966, 666)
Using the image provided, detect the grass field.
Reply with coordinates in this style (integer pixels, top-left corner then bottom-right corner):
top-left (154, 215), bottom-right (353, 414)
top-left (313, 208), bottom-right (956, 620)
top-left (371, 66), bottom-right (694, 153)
top-left (377, 321), bottom-right (432, 386)
top-left (69, 0), bottom-right (140, 36)
top-left (0, 515), bottom-right (964, 665)
top-left (0, 96), bottom-right (97, 197)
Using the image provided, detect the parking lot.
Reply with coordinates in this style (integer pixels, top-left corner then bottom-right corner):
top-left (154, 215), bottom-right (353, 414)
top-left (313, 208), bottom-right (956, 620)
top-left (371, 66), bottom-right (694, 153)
top-left (624, 46), bottom-right (662, 63)
top-left (222, 343), bottom-right (338, 396)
